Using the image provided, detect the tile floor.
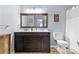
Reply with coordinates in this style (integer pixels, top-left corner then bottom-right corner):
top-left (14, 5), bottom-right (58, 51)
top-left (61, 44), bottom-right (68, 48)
top-left (50, 47), bottom-right (75, 54)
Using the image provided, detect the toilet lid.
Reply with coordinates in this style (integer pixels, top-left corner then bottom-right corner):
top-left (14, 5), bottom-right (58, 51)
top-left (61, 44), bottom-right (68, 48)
top-left (57, 40), bottom-right (68, 45)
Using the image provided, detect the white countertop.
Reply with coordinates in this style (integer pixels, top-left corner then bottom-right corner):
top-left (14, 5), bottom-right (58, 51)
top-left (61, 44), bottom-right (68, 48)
top-left (17, 29), bottom-right (49, 32)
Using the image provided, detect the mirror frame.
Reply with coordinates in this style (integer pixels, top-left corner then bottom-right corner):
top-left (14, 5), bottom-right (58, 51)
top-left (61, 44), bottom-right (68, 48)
top-left (20, 13), bottom-right (48, 28)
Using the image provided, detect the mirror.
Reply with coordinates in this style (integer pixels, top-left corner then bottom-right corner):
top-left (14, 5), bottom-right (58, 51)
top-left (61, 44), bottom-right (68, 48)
top-left (20, 13), bottom-right (48, 28)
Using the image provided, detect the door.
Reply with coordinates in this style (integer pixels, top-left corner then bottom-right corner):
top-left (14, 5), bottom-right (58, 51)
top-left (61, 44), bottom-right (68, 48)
top-left (23, 37), bottom-right (43, 52)
top-left (15, 36), bottom-right (23, 52)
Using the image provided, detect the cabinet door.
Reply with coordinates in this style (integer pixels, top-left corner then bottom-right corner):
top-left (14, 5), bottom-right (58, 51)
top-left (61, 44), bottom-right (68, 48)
top-left (0, 36), bottom-right (5, 53)
top-left (15, 36), bottom-right (23, 52)
top-left (0, 35), bottom-right (10, 54)
top-left (42, 37), bottom-right (50, 53)
top-left (23, 37), bottom-right (43, 52)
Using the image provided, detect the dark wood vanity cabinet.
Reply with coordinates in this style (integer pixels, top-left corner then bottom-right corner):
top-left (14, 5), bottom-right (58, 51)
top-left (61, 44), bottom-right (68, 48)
top-left (14, 32), bottom-right (50, 53)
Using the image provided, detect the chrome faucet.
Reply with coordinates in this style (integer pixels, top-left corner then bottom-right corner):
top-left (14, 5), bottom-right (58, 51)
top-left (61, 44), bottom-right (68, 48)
top-left (31, 28), bottom-right (33, 31)
top-left (31, 28), bottom-right (37, 32)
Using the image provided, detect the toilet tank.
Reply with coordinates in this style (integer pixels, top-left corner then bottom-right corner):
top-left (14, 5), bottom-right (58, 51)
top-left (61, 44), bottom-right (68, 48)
top-left (53, 32), bottom-right (64, 40)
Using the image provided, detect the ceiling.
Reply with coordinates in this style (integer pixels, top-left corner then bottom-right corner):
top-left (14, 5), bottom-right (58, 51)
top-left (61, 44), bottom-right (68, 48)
top-left (20, 5), bottom-right (74, 10)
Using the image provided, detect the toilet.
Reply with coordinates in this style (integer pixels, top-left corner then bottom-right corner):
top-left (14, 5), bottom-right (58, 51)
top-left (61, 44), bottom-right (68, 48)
top-left (53, 32), bottom-right (68, 54)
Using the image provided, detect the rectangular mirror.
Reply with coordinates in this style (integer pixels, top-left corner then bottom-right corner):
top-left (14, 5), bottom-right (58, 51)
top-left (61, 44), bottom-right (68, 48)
top-left (20, 13), bottom-right (48, 28)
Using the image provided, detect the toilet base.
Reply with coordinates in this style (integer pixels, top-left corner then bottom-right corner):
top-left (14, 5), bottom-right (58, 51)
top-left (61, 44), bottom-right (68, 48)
top-left (57, 45), bottom-right (67, 54)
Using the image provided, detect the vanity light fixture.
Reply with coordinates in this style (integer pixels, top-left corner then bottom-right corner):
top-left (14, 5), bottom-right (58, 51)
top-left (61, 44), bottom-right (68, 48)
top-left (25, 8), bottom-right (45, 13)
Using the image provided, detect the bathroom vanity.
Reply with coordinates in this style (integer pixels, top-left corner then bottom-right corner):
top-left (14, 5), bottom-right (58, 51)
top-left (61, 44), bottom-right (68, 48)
top-left (14, 13), bottom-right (50, 53)
top-left (14, 32), bottom-right (50, 53)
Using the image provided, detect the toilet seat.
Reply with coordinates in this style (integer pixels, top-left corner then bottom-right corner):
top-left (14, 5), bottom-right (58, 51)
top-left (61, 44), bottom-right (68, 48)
top-left (57, 40), bottom-right (68, 44)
